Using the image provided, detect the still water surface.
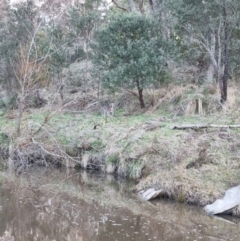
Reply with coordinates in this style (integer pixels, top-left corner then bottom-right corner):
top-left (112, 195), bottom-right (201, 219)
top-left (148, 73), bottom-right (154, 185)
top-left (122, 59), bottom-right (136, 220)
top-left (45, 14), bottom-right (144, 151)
top-left (0, 167), bottom-right (239, 241)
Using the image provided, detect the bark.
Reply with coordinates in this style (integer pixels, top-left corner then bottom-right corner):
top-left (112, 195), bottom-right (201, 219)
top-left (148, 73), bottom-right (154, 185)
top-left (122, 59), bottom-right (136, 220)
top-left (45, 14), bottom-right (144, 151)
top-left (112, 0), bottom-right (129, 12)
top-left (149, 0), bottom-right (159, 13)
top-left (17, 95), bottom-right (24, 136)
top-left (136, 79), bottom-right (145, 109)
top-left (172, 124), bottom-right (240, 130)
top-left (216, 19), bottom-right (225, 102)
top-left (84, 40), bottom-right (89, 94)
top-left (221, 1), bottom-right (229, 103)
top-left (138, 88), bottom-right (145, 109)
top-left (206, 64), bottom-right (215, 84)
top-left (217, 20), bottom-right (222, 84)
top-left (148, 0), bottom-right (154, 12)
top-left (206, 33), bottom-right (216, 84)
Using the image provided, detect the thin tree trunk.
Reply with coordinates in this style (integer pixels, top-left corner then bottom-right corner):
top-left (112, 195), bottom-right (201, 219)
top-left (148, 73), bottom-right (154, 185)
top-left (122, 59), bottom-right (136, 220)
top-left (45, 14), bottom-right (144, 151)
top-left (149, 0), bottom-right (154, 12)
top-left (216, 19), bottom-right (224, 102)
top-left (17, 95), bottom-right (24, 136)
top-left (206, 64), bottom-right (215, 84)
top-left (221, 1), bottom-right (229, 103)
top-left (206, 33), bottom-right (216, 84)
top-left (83, 39), bottom-right (89, 94)
top-left (138, 88), bottom-right (145, 109)
top-left (136, 79), bottom-right (145, 108)
top-left (149, 0), bottom-right (158, 13)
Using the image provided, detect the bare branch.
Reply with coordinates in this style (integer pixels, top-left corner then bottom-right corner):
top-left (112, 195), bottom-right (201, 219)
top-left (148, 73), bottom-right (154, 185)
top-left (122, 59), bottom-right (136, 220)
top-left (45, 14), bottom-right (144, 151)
top-left (173, 124), bottom-right (240, 130)
top-left (112, 0), bottom-right (129, 12)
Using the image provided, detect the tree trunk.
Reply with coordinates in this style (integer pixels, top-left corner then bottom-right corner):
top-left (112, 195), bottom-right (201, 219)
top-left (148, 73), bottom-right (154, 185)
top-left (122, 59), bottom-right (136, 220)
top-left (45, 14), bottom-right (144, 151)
top-left (149, 0), bottom-right (154, 12)
top-left (149, 0), bottom-right (159, 13)
top-left (221, 1), bottom-right (229, 103)
top-left (17, 95), bottom-right (24, 136)
top-left (206, 64), bottom-right (215, 84)
top-left (136, 79), bottom-right (145, 108)
top-left (216, 18), bottom-right (225, 102)
top-left (138, 88), bottom-right (145, 109)
top-left (84, 38), bottom-right (89, 93)
top-left (206, 33), bottom-right (216, 84)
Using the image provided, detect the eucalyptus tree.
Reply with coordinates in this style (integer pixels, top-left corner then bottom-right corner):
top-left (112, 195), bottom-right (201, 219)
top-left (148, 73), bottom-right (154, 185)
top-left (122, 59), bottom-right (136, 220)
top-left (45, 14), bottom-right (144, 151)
top-left (67, 0), bottom-right (101, 85)
top-left (168, 0), bottom-right (240, 102)
top-left (0, 1), bottom-right (56, 134)
top-left (0, 0), bottom-right (38, 93)
top-left (92, 14), bottom-right (170, 108)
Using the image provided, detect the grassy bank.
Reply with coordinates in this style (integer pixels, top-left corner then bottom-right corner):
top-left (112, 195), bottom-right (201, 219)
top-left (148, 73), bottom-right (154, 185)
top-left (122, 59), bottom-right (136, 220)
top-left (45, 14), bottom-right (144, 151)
top-left (1, 83), bottom-right (240, 206)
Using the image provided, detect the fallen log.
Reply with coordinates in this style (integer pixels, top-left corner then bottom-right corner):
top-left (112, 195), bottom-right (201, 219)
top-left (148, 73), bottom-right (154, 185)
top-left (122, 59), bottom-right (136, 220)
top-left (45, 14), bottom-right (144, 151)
top-left (172, 124), bottom-right (240, 130)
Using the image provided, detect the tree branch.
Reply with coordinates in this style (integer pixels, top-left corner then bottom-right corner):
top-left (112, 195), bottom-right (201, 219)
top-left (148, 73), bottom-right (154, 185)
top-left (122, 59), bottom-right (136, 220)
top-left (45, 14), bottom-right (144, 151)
top-left (112, 0), bottom-right (129, 12)
top-left (172, 124), bottom-right (240, 130)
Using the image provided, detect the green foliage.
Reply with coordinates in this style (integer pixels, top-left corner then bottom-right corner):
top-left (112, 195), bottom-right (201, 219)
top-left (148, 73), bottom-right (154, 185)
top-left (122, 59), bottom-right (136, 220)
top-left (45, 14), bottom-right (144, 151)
top-left (91, 139), bottom-right (105, 150)
top-left (70, 46), bottom-right (86, 63)
top-left (92, 14), bottom-right (170, 96)
top-left (68, 9), bottom-right (100, 38)
top-left (47, 24), bottom-right (71, 77)
top-left (5, 0), bottom-right (37, 43)
top-left (106, 154), bottom-right (119, 164)
top-left (0, 133), bottom-right (9, 145)
top-left (0, 100), bottom-right (5, 109)
top-left (128, 160), bottom-right (143, 179)
top-left (169, 0), bottom-right (240, 80)
top-left (0, 95), bottom-right (17, 110)
top-left (0, 1), bottom-right (38, 93)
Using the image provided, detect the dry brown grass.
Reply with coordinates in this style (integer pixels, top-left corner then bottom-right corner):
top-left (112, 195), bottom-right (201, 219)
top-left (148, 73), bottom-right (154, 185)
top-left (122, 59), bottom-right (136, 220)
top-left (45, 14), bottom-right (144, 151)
top-left (135, 127), bottom-right (240, 206)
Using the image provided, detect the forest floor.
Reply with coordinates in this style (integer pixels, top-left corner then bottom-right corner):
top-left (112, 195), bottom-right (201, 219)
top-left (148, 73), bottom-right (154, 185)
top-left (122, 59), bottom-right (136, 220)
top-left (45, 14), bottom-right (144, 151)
top-left (1, 83), bottom-right (240, 206)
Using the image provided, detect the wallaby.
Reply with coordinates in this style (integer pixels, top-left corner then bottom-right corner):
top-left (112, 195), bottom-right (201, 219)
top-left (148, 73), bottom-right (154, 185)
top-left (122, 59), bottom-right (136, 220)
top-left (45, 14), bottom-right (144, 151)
top-left (102, 102), bottom-right (114, 119)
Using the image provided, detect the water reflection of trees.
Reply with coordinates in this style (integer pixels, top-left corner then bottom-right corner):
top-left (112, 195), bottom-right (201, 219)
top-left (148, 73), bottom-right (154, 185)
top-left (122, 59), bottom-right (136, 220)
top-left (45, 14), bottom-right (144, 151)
top-left (0, 168), bottom-right (240, 241)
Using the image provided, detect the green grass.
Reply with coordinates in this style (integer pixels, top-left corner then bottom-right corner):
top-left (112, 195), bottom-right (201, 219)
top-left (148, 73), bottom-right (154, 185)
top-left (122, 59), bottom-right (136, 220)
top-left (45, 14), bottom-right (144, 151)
top-left (106, 154), bottom-right (119, 164)
top-left (27, 112), bottom-right (48, 123)
top-left (128, 160), bottom-right (143, 179)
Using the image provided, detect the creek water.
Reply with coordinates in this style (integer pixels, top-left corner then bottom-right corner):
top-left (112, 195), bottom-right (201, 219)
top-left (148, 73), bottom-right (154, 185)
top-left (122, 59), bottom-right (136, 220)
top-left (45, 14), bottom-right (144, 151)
top-left (0, 167), bottom-right (239, 241)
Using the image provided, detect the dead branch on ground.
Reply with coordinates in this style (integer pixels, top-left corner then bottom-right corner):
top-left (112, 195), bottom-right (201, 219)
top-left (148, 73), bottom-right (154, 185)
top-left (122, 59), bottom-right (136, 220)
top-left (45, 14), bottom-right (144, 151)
top-left (172, 124), bottom-right (240, 130)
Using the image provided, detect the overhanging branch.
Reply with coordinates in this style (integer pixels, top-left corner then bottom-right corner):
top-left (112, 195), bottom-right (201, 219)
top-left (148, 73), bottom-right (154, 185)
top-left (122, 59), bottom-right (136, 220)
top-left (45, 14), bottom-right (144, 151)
top-left (112, 0), bottom-right (129, 12)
